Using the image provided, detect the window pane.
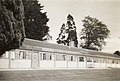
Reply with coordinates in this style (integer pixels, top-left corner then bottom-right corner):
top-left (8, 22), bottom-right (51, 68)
top-left (39, 53), bottom-right (42, 60)
top-left (62, 55), bottom-right (66, 61)
top-left (56, 54), bottom-right (61, 61)
top-left (87, 57), bottom-right (92, 62)
top-left (26, 51), bottom-right (31, 59)
top-left (50, 54), bottom-right (52, 60)
top-left (5, 52), bottom-right (9, 59)
top-left (55, 54), bottom-right (66, 61)
top-left (71, 56), bottom-right (73, 61)
top-left (107, 59), bottom-right (111, 64)
top-left (94, 58), bottom-right (99, 63)
top-left (15, 51), bottom-right (32, 60)
top-left (112, 60), bottom-right (115, 64)
top-left (10, 51), bottom-right (15, 59)
top-left (43, 53), bottom-right (46, 60)
top-left (79, 57), bottom-right (84, 62)
top-left (100, 59), bottom-right (105, 63)
top-left (116, 61), bottom-right (118, 64)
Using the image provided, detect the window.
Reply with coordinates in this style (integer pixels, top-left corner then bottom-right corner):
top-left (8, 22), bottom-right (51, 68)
top-left (10, 51), bottom-right (15, 59)
top-left (47, 54), bottom-right (52, 60)
top-left (23, 51), bottom-right (26, 59)
top-left (100, 59), bottom-right (105, 63)
top-left (9, 50), bottom-right (31, 60)
top-left (56, 54), bottom-right (61, 61)
top-left (43, 53), bottom-right (46, 60)
top-left (79, 57), bottom-right (84, 62)
top-left (39, 53), bottom-right (42, 60)
top-left (20, 51), bottom-right (31, 59)
top-left (87, 57), bottom-right (92, 62)
top-left (116, 61), bottom-right (119, 64)
top-left (62, 55), bottom-right (66, 61)
top-left (33, 52), bottom-right (38, 59)
top-left (26, 52), bottom-right (31, 59)
top-left (42, 53), bottom-right (53, 60)
top-left (67, 55), bottom-right (76, 61)
top-left (71, 56), bottom-right (73, 61)
top-left (119, 61), bottom-right (120, 64)
top-left (50, 55), bottom-right (52, 60)
top-left (106, 59), bottom-right (111, 64)
top-left (94, 58), bottom-right (99, 63)
top-left (55, 54), bottom-right (66, 61)
top-left (112, 60), bottom-right (115, 64)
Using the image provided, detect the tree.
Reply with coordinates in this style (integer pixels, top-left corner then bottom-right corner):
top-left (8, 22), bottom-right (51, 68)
top-left (57, 14), bottom-right (78, 47)
top-left (66, 14), bottom-right (78, 47)
top-left (80, 16), bottom-right (110, 51)
top-left (114, 50), bottom-right (120, 56)
top-left (0, 0), bottom-right (25, 56)
top-left (22, 0), bottom-right (50, 41)
top-left (57, 23), bottom-right (68, 45)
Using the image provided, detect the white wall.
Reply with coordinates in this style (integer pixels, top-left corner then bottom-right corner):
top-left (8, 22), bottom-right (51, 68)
top-left (39, 61), bottom-right (54, 68)
top-left (0, 59), bottom-right (9, 68)
top-left (68, 61), bottom-right (77, 68)
top-left (10, 60), bottom-right (31, 68)
top-left (101, 63), bottom-right (106, 68)
top-left (55, 61), bottom-right (67, 68)
top-left (116, 64), bottom-right (120, 68)
top-left (78, 62), bottom-right (86, 68)
top-left (106, 63), bottom-right (112, 68)
top-left (87, 62), bottom-right (94, 68)
top-left (111, 64), bottom-right (116, 68)
top-left (94, 63), bottom-right (101, 68)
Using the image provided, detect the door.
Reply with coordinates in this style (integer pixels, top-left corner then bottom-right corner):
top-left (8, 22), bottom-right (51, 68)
top-left (32, 52), bottom-right (39, 68)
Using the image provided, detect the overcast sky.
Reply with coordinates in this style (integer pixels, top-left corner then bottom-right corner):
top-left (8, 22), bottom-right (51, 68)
top-left (39, 0), bottom-right (120, 53)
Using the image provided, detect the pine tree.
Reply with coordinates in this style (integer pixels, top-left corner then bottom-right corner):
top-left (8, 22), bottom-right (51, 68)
top-left (0, 0), bottom-right (25, 55)
top-left (22, 0), bottom-right (50, 41)
top-left (66, 14), bottom-right (78, 47)
top-left (57, 23), bottom-right (68, 45)
top-left (57, 14), bottom-right (78, 47)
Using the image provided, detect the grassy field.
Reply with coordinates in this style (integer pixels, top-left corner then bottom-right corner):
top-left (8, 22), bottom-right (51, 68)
top-left (0, 68), bottom-right (120, 81)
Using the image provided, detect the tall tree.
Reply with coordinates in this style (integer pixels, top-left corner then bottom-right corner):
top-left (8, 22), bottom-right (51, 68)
top-left (66, 14), bottom-right (78, 47)
top-left (0, 0), bottom-right (25, 56)
top-left (57, 23), bottom-right (68, 45)
top-left (22, 0), bottom-right (50, 41)
top-left (80, 16), bottom-right (110, 51)
top-left (57, 14), bottom-right (78, 47)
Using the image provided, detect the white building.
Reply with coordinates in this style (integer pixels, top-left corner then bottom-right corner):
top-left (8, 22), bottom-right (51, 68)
top-left (0, 38), bottom-right (120, 69)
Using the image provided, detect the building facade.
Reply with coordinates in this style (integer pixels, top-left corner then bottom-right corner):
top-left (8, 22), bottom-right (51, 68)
top-left (0, 38), bottom-right (120, 69)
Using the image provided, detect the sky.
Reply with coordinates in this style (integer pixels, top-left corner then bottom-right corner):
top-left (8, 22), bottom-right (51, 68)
top-left (39, 0), bottom-right (120, 53)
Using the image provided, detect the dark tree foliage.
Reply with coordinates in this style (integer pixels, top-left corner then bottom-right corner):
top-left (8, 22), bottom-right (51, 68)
top-left (114, 50), bottom-right (120, 56)
top-left (57, 14), bottom-right (78, 47)
top-left (22, 0), bottom-right (49, 41)
top-left (80, 16), bottom-right (110, 51)
top-left (57, 23), bottom-right (68, 45)
top-left (0, 0), bottom-right (25, 56)
top-left (67, 14), bottom-right (78, 47)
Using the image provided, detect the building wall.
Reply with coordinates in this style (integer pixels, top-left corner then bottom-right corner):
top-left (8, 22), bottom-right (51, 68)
top-left (55, 61), bottom-right (67, 68)
top-left (10, 60), bottom-right (31, 68)
top-left (40, 61), bottom-right (54, 68)
top-left (0, 59), bottom-right (9, 68)
top-left (0, 47), bottom-right (120, 69)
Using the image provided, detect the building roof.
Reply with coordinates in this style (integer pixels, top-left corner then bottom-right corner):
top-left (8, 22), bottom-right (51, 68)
top-left (21, 38), bottom-right (120, 59)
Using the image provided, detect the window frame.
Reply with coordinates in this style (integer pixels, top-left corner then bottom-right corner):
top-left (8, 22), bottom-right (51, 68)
top-left (78, 56), bottom-right (84, 62)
